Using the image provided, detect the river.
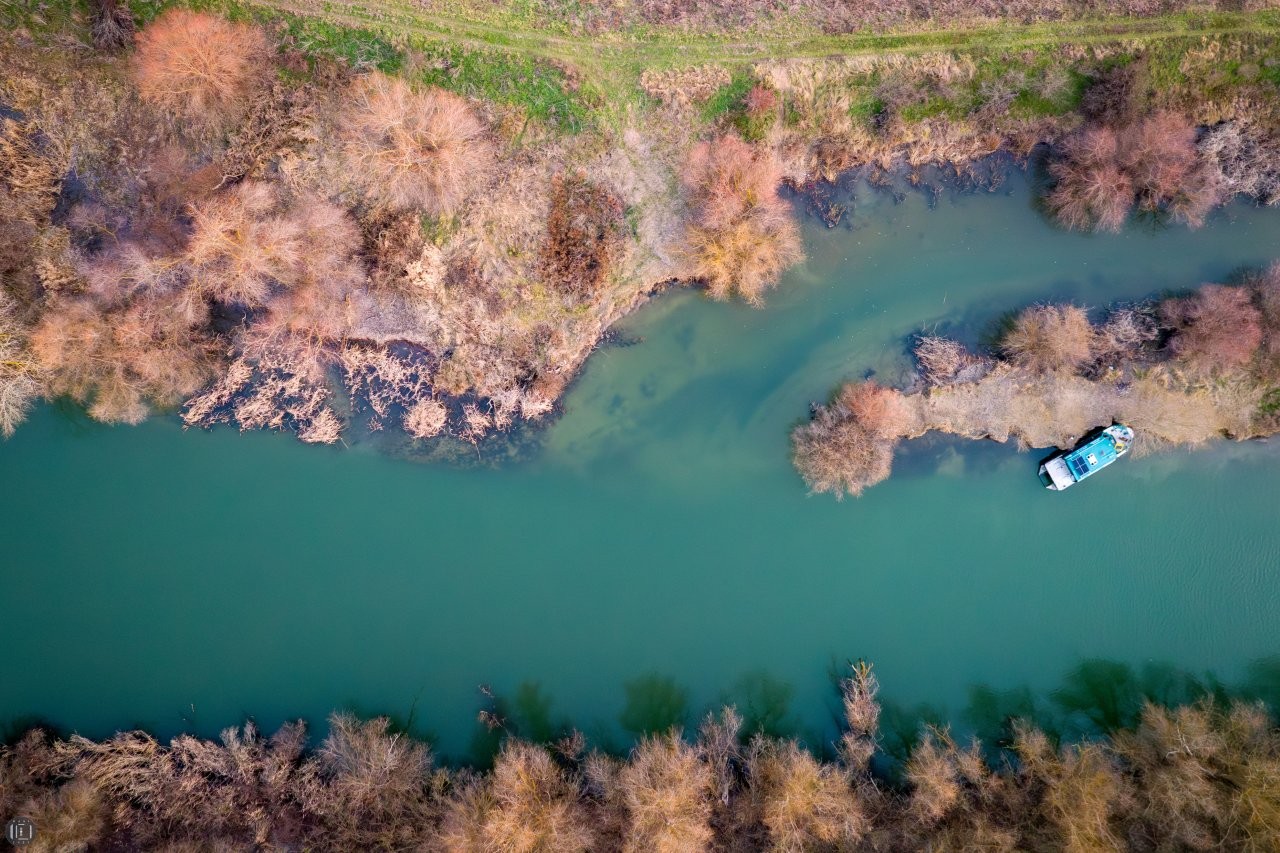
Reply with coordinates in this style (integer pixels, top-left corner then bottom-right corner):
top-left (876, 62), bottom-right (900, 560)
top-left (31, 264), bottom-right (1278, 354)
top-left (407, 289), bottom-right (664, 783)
top-left (3, 166), bottom-right (1279, 761)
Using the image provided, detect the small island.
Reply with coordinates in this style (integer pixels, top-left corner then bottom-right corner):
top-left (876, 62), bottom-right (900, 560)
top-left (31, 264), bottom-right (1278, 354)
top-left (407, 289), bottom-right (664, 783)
top-left (794, 274), bottom-right (1280, 497)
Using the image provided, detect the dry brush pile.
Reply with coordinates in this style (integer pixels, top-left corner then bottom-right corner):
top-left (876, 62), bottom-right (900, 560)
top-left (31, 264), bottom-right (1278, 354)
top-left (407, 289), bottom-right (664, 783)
top-left (5, 663), bottom-right (1280, 851)
top-left (794, 273), bottom-right (1280, 498)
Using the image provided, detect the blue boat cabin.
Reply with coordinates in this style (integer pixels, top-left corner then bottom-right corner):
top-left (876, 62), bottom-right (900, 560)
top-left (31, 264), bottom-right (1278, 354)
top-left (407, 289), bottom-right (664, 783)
top-left (1063, 434), bottom-right (1121, 481)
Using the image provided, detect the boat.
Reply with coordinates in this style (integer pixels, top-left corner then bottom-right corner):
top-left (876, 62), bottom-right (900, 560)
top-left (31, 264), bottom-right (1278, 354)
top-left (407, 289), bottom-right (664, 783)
top-left (1038, 424), bottom-right (1134, 491)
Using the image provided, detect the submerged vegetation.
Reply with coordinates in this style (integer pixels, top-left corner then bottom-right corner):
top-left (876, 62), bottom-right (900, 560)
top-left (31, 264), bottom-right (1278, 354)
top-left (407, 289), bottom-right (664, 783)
top-left (5, 663), bottom-right (1280, 850)
top-left (794, 270), bottom-right (1280, 498)
top-left (4, 0), bottom-right (1280, 448)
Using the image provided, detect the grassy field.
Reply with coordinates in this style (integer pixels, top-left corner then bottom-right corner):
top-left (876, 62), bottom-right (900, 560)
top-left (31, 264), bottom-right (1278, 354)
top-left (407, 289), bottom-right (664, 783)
top-left (91, 2), bottom-right (1280, 130)
top-left (7, 0), bottom-right (1280, 136)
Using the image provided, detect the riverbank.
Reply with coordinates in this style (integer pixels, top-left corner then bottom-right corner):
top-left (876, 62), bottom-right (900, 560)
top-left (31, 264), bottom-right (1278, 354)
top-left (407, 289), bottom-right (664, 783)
top-left (5, 662), bottom-right (1280, 851)
top-left (5, 1), bottom-right (1280, 445)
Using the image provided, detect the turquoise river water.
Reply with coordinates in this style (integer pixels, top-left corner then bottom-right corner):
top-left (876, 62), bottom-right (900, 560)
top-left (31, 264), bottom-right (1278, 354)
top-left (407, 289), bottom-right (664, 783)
top-left (3, 168), bottom-right (1280, 760)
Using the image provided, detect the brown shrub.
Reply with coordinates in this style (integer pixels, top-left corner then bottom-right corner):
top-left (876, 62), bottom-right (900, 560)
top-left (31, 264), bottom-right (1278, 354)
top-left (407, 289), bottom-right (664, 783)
top-left (685, 211), bottom-right (802, 306)
top-left (187, 183), bottom-right (363, 321)
top-left (791, 400), bottom-right (896, 500)
top-left (913, 334), bottom-right (992, 386)
top-left (313, 715), bottom-right (434, 846)
top-left (19, 779), bottom-right (107, 852)
top-left (403, 398), bottom-right (447, 439)
top-left (90, 0), bottom-right (135, 51)
top-left (31, 292), bottom-right (215, 425)
top-left (1001, 304), bottom-right (1095, 374)
top-left (77, 241), bottom-right (187, 305)
top-left (219, 80), bottom-right (320, 184)
top-left (261, 198), bottom-right (366, 340)
top-left (839, 662), bottom-right (880, 771)
top-left (0, 290), bottom-right (42, 438)
top-left (915, 335), bottom-right (966, 385)
top-left (65, 147), bottom-right (214, 307)
top-left (186, 181), bottom-right (303, 307)
top-left (0, 118), bottom-right (62, 220)
top-left (749, 740), bottom-right (864, 850)
top-left (744, 85), bottom-right (777, 119)
top-left (1049, 114), bottom-right (1222, 232)
top-left (790, 382), bottom-right (916, 499)
top-left (836, 380), bottom-right (913, 440)
top-left (683, 133), bottom-right (781, 231)
top-left (1161, 284), bottom-right (1263, 373)
top-left (682, 134), bottom-right (802, 305)
top-left (617, 733), bottom-right (713, 853)
top-left (133, 9), bottom-right (271, 131)
top-left (1090, 305), bottom-right (1159, 372)
top-left (1120, 111), bottom-right (1221, 227)
top-left (440, 741), bottom-right (594, 853)
top-left (47, 720), bottom-right (319, 848)
top-left (1118, 112), bottom-right (1192, 196)
top-left (11, 679), bottom-right (1280, 851)
top-left (905, 730), bottom-right (962, 824)
top-left (1047, 127), bottom-right (1133, 233)
top-left (539, 173), bottom-right (625, 301)
top-left (1198, 121), bottom-right (1280, 206)
top-left (0, 200), bottom-right (39, 298)
top-left (1111, 702), bottom-right (1229, 849)
top-left (1029, 743), bottom-right (1128, 853)
top-left (460, 402), bottom-right (494, 443)
top-left (1255, 262), bottom-right (1280, 371)
top-left (342, 73), bottom-right (493, 214)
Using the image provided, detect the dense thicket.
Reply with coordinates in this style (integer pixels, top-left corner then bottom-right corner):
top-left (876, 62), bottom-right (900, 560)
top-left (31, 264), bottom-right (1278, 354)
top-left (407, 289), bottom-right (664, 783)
top-left (1047, 112), bottom-right (1222, 232)
top-left (7, 2), bottom-right (1280, 448)
top-left (4, 664), bottom-right (1280, 851)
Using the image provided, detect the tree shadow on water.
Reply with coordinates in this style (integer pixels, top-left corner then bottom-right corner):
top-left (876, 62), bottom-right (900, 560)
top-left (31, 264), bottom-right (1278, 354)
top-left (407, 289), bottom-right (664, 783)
top-left (963, 683), bottom-right (1051, 751)
top-left (877, 700), bottom-right (947, 772)
top-left (0, 714), bottom-right (65, 746)
top-left (1050, 658), bottom-right (1219, 737)
top-left (722, 670), bottom-right (801, 742)
top-left (464, 681), bottom-right (574, 769)
top-left (619, 673), bottom-right (689, 737)
top-left (509, 681), bottom-right (571, 744)
top-left (1240, 655), bottom-right (1280, 712)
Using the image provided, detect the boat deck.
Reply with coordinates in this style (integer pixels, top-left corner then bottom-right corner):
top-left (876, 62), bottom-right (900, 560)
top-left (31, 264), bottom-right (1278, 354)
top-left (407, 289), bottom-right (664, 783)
top-left (1063, 434), bottom-right (1121, 481)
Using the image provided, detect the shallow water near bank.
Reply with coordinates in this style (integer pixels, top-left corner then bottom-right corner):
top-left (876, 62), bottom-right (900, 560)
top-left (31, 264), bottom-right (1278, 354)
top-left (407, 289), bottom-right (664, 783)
top-left (3, 170), bottom-right (1280, 759)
